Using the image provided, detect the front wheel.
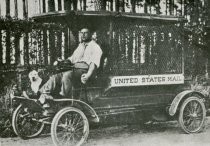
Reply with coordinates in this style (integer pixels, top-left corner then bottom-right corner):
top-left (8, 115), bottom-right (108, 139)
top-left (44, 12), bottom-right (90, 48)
top-left (178, 96), bottom-right (206, 133)
top-left (12, 104), bottom-right (45, 139)
top-left (51, 107), bottom-right (89, 146)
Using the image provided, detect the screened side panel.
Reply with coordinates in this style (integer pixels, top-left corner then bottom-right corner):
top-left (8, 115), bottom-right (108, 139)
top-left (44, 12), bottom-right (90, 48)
top-left (108, 19), bottom-right (183, 76)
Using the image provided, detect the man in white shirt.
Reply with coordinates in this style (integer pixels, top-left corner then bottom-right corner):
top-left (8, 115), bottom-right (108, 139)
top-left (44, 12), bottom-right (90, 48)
top-left (39, 28), bottom-right (103, 101)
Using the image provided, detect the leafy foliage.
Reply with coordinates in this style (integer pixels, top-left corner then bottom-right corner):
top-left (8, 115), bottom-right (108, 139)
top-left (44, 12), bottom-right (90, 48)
top-left (0, 73), bottom-right (17, 137)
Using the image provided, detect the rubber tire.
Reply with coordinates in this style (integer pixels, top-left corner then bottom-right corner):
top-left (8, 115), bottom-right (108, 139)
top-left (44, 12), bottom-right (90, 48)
top-left (178, 96), bottom-right (206, 134)
top-left (51, 107), bottom-right (89, 146)
top-left (12, 104), bottom-right (45, 139)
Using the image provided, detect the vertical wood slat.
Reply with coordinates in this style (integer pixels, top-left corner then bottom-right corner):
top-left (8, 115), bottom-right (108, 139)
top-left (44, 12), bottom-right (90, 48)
top-left (23, 33), bottom-right (29, 65)
top-left (128, 29), bottom-right (133, 63)
top-left (155, 31), bottom-right (161, 74)
top-left (43, 29), bottom-right (48, 65)
top-left (64, 28), bottom-right (69, 59)
top-left (49, 30), bottom-right (56, 65)
top-left (14, 34), bottom-right (20, 65)
top-left (144, 31), bottom-right (149, 68)
top-left (57, 30), bottom-right (62, 57)
top-left (6, 30), bottom-right (11, 65)
top-left (38, 30), bottom-right (42, 64)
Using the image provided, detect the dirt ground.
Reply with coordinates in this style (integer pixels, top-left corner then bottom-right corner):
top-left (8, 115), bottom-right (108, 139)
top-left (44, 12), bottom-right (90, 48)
top-left (1, 117), bottom-right (210, 146)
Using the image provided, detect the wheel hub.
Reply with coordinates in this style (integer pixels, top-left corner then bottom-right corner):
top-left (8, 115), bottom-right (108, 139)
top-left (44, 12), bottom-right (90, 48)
top-left (191, 113), bottom-right (197, 118)
top-left (67, 126), bottom-right (75, 132)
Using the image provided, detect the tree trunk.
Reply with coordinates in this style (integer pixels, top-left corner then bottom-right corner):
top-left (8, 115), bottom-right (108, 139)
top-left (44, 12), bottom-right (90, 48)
top-left (184, 0), bottom-right (187, 16)
top-left (144, 1), bottom-right (148, 14)
top-left (98, 0), bottom-right (106, 10)
top-left (83, 0), bottom-right (86, 11)
top-left (48, 0), bottom-right (55, 12)
top-left (119, 0), bottom-right (125, 12)
top-left (110, 0), bottom-right (113, 11)
top-left (58, 0), bottom-right (62, 11)
top-left (169, 0), bottom-right (173, 15)
top-left (23, 0), bottom-right (28, 19)
top-left (131, 0), bottom-right (136, 13)
top-left (0, 30), bottom-right (2, 65)
top-left (156, 1), bottom-right (161, 14)
top-left (43, 0), bottom-right (46, 13)
top-left (116, 0), bottom-right (119, 12)
top-left (64, 0), bottom-right (71, 10)
top-left (23, 0), bottom-right (29, 65)
top-left (14, 0), bottom-right (18, 18)
top-left (72, 0), bottom-right (77, 10)
top-left (5, 0), bottom-right (11, 65)
top-left (208, 0), bottom-right (210, 26)
top-left (6, 0), bottom-right (10, 17)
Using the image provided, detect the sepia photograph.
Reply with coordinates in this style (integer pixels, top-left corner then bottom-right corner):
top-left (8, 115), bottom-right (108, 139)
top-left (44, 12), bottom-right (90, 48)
top-left (0, 0), bottom-right (210, 146)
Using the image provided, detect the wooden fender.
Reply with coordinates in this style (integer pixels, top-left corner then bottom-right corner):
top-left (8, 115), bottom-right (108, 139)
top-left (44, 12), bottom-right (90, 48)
top-left (169, 90), bottom-right (206, 116)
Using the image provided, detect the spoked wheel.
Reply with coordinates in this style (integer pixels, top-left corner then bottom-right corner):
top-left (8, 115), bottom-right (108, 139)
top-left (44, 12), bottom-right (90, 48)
top-left (12, 104), bottom-right (45, 139)
top-left (51, 107), bottom-right (89, 146)
top-left (178, 96), bottom-right (206, 133)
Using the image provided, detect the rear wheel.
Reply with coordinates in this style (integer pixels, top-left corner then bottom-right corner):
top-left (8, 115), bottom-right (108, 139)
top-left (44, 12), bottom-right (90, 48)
top-left (12, 104), bottom-right (45, 139)
top-left (178, 96), bottom-right (206, 133)
top-left (51, 107), bottom-right (89, 146)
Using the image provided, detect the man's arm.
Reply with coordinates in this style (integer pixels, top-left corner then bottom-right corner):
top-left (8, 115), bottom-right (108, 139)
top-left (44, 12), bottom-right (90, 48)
top-left (81, 62), bottom-right (96, 84)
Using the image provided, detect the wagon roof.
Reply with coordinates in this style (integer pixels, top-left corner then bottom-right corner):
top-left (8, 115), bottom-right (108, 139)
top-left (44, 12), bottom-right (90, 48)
top-left (32, 11), bottom-right (187, 23)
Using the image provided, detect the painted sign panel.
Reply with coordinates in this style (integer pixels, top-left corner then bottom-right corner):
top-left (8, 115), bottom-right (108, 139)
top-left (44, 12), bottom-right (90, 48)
top-left (110, 74), bottom-right (184, 87)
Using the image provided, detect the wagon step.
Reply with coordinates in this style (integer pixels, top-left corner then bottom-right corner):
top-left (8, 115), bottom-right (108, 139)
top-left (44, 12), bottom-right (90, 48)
top-left (98, 108), bottom-right (142, 116)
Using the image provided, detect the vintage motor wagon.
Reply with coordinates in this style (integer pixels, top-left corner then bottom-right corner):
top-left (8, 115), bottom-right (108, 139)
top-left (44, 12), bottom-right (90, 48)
top-left (11, 1), bottom-right (210, 146)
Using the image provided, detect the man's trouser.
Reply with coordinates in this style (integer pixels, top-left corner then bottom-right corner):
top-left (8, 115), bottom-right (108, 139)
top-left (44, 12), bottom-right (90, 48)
top-left (39, 68), bottom-right (88, 98)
